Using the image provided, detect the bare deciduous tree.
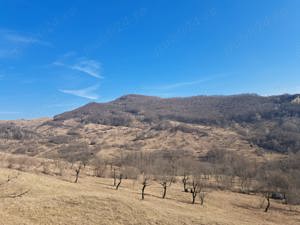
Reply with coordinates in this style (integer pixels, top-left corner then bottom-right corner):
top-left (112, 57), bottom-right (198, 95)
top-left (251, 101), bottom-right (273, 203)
top-left (177, 157), bottom-right (198, 192)
top-left (257, 168), bottom-right (289, 212)
top-left (230, 153), bottom-right (257, 193)
top-left (153, 158), bottom-right (175, 199)
top-left (189, 173), bottom-right (208, 204)
top-left (116, 173), bottom-right (123, 190)
top-left (74, 162), bottom-right (83, 183)
top-left (199, 191), bottom-right (208, 206)
top-left (112, 168), bottom-right (117, 186)
top-left (93, 158), bottom-right (107, 178)
top-left (55, 159), bottom-right (66, 176)
top-left (182, 173), bottom-right (189, 192)
top-left (189, 176), bottom-right (203, 204)
top-left (157, 175), bottom-right (174, 199)
top-left (140, 174), bottom-right (151, 200)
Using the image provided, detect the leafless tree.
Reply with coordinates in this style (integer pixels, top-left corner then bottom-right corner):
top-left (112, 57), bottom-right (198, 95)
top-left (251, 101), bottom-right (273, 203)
top-left (229, 153), bottom-right (257, 193)
top-left (110, 151), bottom-right (126, 187)
top-left (74, 162), bottom-right (83, 183)
top-left (112, 167), bottom-right (117, 186)
top-left (182, 173), bottom-right (189, 192)
top-left (199, 191), bottom-right (208, 205)
top-left (157, 175), bottom-right (174, 199)
top-left (153, 158), bottom-right (175, 199)
top-left (55, 159), bottom-right (66, 176)
top-left (256, 167), bottom-right (289, 212)
top-left (122, 166), bottom-right (139, 180)
top-left (140, 174), bottom-right (151, 200)
top-left (177, 157), bottom-right (197, 192)
top-left (116, 173), bottom-right (123, 190)
top-left (188, 162), bottom-right (209, 204)
top-left (189, 176), bottom-right (205, 204)
top-left (285, 152), bottom-right (300, 205)
top-left (93, 158), bottom-right (107, 178)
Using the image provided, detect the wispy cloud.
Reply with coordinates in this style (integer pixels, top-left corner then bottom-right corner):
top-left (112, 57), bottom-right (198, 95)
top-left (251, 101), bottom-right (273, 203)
top-left (0, 29), bottom-right (51, 58)
top-left (70, 60), bottom-right (102, 78)
top-left (4, 33), bottom-right (50, 46)
top-left (54, 55), bottom-right (102, 79)
top-left (60, 85), bottom-right (100, 100)
top-left (145, 73), bottom-right (229, 91)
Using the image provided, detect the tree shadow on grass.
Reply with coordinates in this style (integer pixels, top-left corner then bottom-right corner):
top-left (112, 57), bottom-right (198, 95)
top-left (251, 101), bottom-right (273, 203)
top-left (233, 202), bottom-right (300, 215)
top-left (95, 181), bottom-right (114, 187)
top-left (143, 192), bottom-right (199, 205)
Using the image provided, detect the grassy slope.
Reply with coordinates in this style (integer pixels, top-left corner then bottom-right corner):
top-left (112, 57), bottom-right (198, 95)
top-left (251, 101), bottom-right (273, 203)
top-left (0, 168), bottom-right (299, 225)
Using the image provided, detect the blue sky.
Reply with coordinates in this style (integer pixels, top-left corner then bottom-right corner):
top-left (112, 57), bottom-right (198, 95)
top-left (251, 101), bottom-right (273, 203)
top-left (0, 0), bottom-right (299, 119)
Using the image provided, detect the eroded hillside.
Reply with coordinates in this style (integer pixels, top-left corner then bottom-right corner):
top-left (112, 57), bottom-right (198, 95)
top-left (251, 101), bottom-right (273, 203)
top-left (1, 94), bottom-right (300, 163)
top-left (0, 118), bottom-right (267, 162)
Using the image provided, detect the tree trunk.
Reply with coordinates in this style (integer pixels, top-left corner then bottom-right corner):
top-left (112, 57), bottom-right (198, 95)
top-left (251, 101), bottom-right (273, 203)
top-left (74, 170), bottom-right (80, 183)
top-left (265, 195), bottom-right (270, 212)
top-left (142, 185), bottom-right (146, 200)
top-left (192, 192), bottom-right (196, 204)
top-left (183, 181), bottom-right (188, 192)
top-left (200, 194), bottom-right (204, 205)
top-left (116, 177), bottom-right (122, 190)
top-left (182, 175), bottom-right (188, 192)
top-left (113, 168), bottom-right (116, 186)
top-left (283, 193), bottom-right (287, 204)
top-left (162, 186), bottom-right (167, 199)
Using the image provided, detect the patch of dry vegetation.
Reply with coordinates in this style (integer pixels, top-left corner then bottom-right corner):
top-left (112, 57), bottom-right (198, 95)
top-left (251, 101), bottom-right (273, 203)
top-left (0, 118), bottom-right (276, 164)
top-left (0, 168), bottom-right (299, 225)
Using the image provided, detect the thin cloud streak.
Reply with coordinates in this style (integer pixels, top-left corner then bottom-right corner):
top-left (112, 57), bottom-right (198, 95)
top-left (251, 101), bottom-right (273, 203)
top-left (70, 60), bottom-right (102, 78)
top-left (4, 33), bottom-right (49, 46)
top-left (146, 73), bottom-right (230, 91)
top-left (54, 57), bottom-right (102, 79)
top-left (0, 29), bottom-right (51, 58)
top-left (59, 85), bottom-right (100, 100)
top-left (0, 29), bottom-right (51, 46)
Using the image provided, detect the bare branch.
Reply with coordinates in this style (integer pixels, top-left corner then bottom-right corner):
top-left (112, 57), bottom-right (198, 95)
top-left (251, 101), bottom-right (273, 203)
top-left (0, 189), bottom-right (30, 199)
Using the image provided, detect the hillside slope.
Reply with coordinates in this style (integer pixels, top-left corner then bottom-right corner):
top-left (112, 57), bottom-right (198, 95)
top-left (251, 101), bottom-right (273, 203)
top-left (0, 119), bottom-right (265, 162)
top-left (54, 94), bottom-right (300, 153)
top-left (0, 94), bottom-right (299, 161)
top-left (0, 168), bottom-right (299, 225)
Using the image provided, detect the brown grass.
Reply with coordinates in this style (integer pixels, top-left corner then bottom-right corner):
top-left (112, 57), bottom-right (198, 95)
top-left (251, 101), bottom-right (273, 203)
top-left (1, 118), bottom-right (283, 162)
top-left (0, 168), bottom-right (299, 225)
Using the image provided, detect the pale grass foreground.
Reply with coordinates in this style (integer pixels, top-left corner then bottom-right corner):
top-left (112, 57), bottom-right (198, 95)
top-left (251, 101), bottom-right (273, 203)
top-left (0, 168), bottom-right (299, 225)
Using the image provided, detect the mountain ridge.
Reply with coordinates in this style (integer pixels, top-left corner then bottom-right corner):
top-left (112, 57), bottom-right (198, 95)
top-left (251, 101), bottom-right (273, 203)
top-left (0, 93), bottom-right (300, 162)
top-left (52, 93), bottom-right (300, 153)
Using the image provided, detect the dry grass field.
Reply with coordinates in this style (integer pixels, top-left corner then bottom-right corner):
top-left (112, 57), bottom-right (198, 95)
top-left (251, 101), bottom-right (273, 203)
top-left (0, 168), bottom-right (299, 225)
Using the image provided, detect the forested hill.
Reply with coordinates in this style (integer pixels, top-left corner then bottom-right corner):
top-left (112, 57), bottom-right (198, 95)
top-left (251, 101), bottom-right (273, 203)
top-left (54, 94), bottom-right (300, 153)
